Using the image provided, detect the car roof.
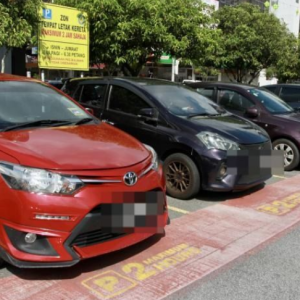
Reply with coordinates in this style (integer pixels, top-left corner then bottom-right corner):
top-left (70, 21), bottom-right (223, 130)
top-left (75, 76), bottom-right (182, 87)
top-left (185, 81), bottom-right (258, 90)
top-left (264, 83), bottom-right (300, 87)
top-left (0, 73), bottom-right (40, 83)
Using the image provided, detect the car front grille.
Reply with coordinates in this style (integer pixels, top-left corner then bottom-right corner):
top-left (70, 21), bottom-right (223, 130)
top-left (239, 141), bottom-right (271, 151)
top-left (71, 229), bottom-right (125, 248)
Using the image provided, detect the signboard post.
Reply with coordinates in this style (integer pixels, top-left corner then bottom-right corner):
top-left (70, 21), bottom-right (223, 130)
top-left (38, 3), bottom-right (89, 71)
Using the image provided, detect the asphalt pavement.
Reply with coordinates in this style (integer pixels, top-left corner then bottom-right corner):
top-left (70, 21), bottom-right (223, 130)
top-left (169, 224), bottom-right (300, 300)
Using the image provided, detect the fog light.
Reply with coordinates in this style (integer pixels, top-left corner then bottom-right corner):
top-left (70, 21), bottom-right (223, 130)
top-left (217, 163), bottom-right (227, 179)
top-left (25, 233), bottom-right (37, 244)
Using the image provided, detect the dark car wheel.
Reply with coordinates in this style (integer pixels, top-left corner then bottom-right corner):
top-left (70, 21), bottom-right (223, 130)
top-left (273, 139), bottom-right (300, 171)
top-left (163, 153), bottom-right (200, 200)
top-left (0, 258), bottom-right (3, 268)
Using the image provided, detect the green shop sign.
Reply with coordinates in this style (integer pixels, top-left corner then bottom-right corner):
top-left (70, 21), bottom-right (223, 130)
top-left (159, 53), bottom-right (173, 64)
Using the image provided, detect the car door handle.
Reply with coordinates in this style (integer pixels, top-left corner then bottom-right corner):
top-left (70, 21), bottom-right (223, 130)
top-left (102, 119), bottom-right (115, 126)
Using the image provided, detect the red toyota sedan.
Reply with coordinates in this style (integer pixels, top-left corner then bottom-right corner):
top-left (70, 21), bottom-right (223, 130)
top-left (0, 74), bottom-right (168, 268)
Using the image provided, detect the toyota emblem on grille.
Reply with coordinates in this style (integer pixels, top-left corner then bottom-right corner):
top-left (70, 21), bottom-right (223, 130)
top-left (123, 172), bottom-right (138, 186)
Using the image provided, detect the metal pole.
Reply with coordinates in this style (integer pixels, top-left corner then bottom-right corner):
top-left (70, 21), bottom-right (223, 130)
top-left (192, 65), bottom-right (195, 81)
top-left (41, 69), bottom-right (45, 82)
top-left (171, 58), bottom-right (175, 82)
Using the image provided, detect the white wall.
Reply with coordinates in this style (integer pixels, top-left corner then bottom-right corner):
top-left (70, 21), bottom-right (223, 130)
top-left (0, 47), bottom-right (12, 74)
top-left (269, 0), bottom-right (300, 37)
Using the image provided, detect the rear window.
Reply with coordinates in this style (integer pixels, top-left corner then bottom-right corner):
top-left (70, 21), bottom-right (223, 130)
top-left (264, 86), bottom-right (277, 93)
top-left (280, 87), bottom-right (300, 103)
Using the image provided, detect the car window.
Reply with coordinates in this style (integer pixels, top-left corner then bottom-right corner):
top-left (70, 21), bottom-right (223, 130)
top-left (109, 85), bottom-right (151, 115)
top-left (79, 84), bottom-right (107, 108)
top-left (264, 86), bottom-right (277, 93)
top-left (280, 87), bottom-right (300, 103)
top-left (248, 88), bottom-right (294, 114)
top-left (0, 81), bottom-right (91, 130)
top-left (196, 87), bottom-right (214, 100)
top-left (73, 86), bottom-right (82, 101)
top-left (218, 89), bottom-right (254, 112)
top-left (64, 80), bottom-right (81, 96)
top-left (143, 85), bottom-right (223, 117)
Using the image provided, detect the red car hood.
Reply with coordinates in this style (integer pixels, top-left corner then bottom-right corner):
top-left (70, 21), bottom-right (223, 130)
top-left (0, 123), bottom-right (149, 170)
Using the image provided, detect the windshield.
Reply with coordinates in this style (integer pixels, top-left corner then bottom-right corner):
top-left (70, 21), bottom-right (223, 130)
top-left (143, 85), bottom-right (223, 117)
top-left (248, 88), bottom-right (294, 114)
top-left (0, 81), bottom-right (92, 131)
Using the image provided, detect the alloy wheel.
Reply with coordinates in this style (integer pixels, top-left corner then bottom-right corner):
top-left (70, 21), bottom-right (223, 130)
top-left (274, 143), bottom-right (294, 167)
top-left (166, 161), bottom-right (191, 193)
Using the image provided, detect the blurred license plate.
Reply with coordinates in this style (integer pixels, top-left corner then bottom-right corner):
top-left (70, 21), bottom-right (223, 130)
top-left (226, 149), bottom-right (284, 176)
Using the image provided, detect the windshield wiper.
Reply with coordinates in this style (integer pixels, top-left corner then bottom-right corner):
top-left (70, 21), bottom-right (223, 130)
top-left (74, 118), bottom-right (95, 125)
top-left (2, 120), bottom-right (74, 132)
top-left (187, 113), bottom-right (221, 119)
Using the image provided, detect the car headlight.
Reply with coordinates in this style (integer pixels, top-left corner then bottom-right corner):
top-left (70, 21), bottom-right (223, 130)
top-left (143, 144), bottom-right (159, 171)
top-left (197, 131), bottom-right (240, 151)
top-left (0, 162), bottom-right (84, 195)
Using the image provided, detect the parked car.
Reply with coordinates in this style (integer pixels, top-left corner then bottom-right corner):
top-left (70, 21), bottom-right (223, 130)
top-left (185, 81), bottom-right (300, 171)
top-left (263, 84), bottom-right (300, 109)
top-left (46, 79), bottom-right (64, 89)
top-left (61, 76), bottom-right (99, 95)
top-left (68, 77), bottom-right (274, 200)
top-left (0, 74), bottom-right (168, 268)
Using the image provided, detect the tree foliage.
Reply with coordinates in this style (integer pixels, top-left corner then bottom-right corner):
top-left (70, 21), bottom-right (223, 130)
top-left (274, 36), bottom-right (300, 82)
top-left (57, 0), bottom-right (221, 76)
top-left (210, 3), bottom-right (298, 84)
top-left (0, 0), bottom-right (42, 72)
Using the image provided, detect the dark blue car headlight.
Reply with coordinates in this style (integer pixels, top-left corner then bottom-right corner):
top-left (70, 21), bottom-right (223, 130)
top-left (197, 131), bottom-right (240, 151)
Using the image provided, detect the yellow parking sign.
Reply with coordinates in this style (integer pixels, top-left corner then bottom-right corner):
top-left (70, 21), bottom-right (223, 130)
top-left (38, 3), bottom-right (89, 70)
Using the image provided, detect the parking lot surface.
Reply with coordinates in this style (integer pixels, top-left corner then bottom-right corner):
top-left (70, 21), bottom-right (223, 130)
top-left (1, 171), bottom-right (300, 299)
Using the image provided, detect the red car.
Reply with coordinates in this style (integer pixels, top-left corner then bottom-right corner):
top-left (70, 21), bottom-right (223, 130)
top-left (0, 74), bottom-right (168, 268)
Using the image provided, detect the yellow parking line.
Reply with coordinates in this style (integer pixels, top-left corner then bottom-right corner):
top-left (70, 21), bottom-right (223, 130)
top-left (167, 205), bottom-right (189, 214)
top-left (273, 175), bottom-right (286, 179)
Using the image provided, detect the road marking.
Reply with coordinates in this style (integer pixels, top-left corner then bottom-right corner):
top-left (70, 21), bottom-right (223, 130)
top-left (82, 270), bottom-right (137, 299)
top-left (81, 244), bottom-right (202, 299)
top-left (167, 205), bottom-right (189, 214)
top-left (257, 193), bottom-right (300, 215)
top-left (273, 175), bottom-right (286, 179)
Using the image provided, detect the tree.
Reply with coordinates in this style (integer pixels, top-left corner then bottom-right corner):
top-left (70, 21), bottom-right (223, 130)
top-left (210, 3), bottom-right (298, 84)
top-left (274, 36), bottom-right (300, 83)
top-left (0, 0), bottom-right (42, 73)
top-left (57, 0), bottom-right (221, 76)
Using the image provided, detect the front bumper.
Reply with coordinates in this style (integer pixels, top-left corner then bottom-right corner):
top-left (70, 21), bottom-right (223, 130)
top-left (196, 142), bottom-right (276, 192)
top-left (0, 165), bottom-right (169, 268)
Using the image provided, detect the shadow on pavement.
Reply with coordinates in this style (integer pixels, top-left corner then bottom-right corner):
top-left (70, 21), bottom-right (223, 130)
top-left (194, 183), bottom-right (266, 202)
top-left (4, 232), bottom-right (164, 280)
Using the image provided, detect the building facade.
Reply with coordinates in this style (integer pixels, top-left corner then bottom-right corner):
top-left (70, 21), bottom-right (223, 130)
top-left (220, 0), bottom-right (300, 37)
top-left (269, 0), bottom-right (300, 37)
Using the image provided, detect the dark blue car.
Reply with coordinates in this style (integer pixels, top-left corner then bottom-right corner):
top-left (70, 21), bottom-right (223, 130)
top-left (67, 78), bottom-right (273, 200)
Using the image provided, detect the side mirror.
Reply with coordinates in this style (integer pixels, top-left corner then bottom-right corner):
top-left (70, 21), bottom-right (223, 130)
top-left (137, 108), bottom-right (158, 120)
top-left (245, 107), bottom-right (258, 118)
top-left (85, 107), bottom-right (95, 115)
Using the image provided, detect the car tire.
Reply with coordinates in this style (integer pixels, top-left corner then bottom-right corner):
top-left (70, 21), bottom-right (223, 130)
top-left (0, 258), bottom-right (3, 268)
top-left (273, 139), bottom-right (300, 171)
top-left (163, 153), bottom-right (200, 200)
